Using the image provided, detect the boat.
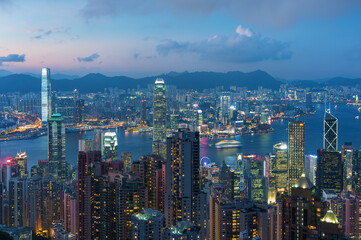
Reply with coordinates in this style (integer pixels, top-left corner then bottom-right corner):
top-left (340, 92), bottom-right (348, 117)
top-left (356, 116), bottom-right (359, 120)
top-left (215, 140), bottom-right (242, 149)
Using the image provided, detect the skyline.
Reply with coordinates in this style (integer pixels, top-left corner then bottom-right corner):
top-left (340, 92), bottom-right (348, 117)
top-left (0, 0), bottom-right (361, 79)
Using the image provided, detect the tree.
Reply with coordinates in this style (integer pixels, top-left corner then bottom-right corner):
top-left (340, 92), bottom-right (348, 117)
top-left (0, 231), bottom-right (13, 240)
top-left (32, 231), bottom-right (51, 240)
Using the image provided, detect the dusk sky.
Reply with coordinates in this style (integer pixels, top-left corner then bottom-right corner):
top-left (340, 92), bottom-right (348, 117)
top-left (1, 0), bottom-right (361, 79)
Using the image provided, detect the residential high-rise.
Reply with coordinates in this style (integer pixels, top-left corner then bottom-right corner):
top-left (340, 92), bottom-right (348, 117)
top-left (209, 195), bottom-right (240, 240)
top-left (121, 152), bottom-right (132, 171)
top-left (131, 155), bottom-right (163, 210)
top-left (352, 150), bottom-right (361, 194)
top-left (281, 174), bottom-right (325, 239)
top-left (131, 209), bottom-right (164, 240)
top-left (269, 143), bottom-right (288, 203)
top-left (41, 68), bottom-right (51, 123)
top-left (324, 108), bottom-right (338, 151)
top-left (288, 121), bottom-right (305, 189)
top-left (152, 78), bottom-right (166, 158)
top-left (48, 113), bottom-right (66, 180)
top-left (163, 221), bottom-right (200, 240)
top-left (77, 150), bottom-right (101, 240)
top-left (102, 132), bottom-right (118, 160)
top-left (8, 177), bottom-right (28, 227)
top-left (165, 130), bottom-right (201, 228)
top-left (316, 149), bottom-right (343, 198)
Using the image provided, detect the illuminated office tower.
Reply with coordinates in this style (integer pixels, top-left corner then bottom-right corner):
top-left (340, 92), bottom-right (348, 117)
top-left (235, 154), bottom-right (246, 199)
top-left (288, 121), bottom-right (305, 189)
top-left (304, 155), bottom-right (317, 185)
top-left (324, 108), bottom-right (338, 151)
top-left (14, 152), bottom-right (27, 178)
top-left (131, 209), bottom-right (164, 240)
top-left (41, 68), bottom-right (52, 123)
top-left (248, 155), bottom-right (267, 202)
top-left (140, 99), bottom-right (147, 122)
top-left (219, 95), bottom-right (230, 123)
top-left (316, 149), bottom-right (343, 198)
top-left (153, 78), bottom-right (166, 158)
top-left (48, 113), bottom-right (66, 180)
top-left (342, 143), bottom-right (354, 192)
top-left (269, 143), bottom-right (288, 203)
top-left (74, 99), bottom-right (85, 124)
top-left (56, 96), bottom-right (75, 124)
top-left (219, 161), bottom-right (235, 200)
top-left (165, 130), bottom-right (201, 227)
top-left (102, 132), bottom-right (118, 160)
top-left (170, 114), bottom-right (180, 130)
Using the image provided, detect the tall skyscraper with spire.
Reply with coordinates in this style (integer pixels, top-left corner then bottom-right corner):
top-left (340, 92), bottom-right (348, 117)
top-left (41, 68), bottom-right (52, 123)
top-left (288, 121), bottom-right (305, 189)
top-left (152, 78), bottom-right (166, 158)
top-left (324, 107), bottom-right (338, 151)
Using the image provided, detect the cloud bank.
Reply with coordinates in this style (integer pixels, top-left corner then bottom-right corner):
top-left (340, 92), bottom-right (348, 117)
top-left (82, 0), bottom-right (361, 27)
top-left (77, 53), bottom-right (100, 62)
top-left (156, 25), bottom-right (292, 62)
top-left (0, 54), bottom-right (25, 66)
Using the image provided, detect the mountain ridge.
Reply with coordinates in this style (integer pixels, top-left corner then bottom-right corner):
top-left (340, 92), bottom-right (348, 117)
top-left (0, 70), bottom-right (360, 93)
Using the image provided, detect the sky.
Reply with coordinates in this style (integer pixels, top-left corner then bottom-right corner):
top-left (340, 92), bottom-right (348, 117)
top-left (1, 0), bottom-right (361, 79)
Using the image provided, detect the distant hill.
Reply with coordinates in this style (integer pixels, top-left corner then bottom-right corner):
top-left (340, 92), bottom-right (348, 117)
top-left (0, 70), bottom-right (360, 94)
top-left (0, 70), bottom-right (282, 93)
top-left (0, 69), bottom-right (13, 77)
top-left (323, 77), bottom-right (361, 87)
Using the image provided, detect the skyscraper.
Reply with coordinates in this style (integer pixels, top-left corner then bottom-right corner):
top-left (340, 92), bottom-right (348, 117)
top-left (14, 152), bottom-right (27, 178)
top-left (281, 174), bottom-right (325, 239)
top-left (219, 95), bottom-right (230, 123)
top-left (102, 132), bottom-right (118, 160)
top-left (269, 143), bottom-right (288, 202)
top-left (56, 96), bottom-right (75, 124)
top-left (165, 130), bottom-right (201, 227)
top-left (48, 113), bottom-right (66, 180)
top-left (74, 99), bottom-right (85, 124)
top-left (288, 121), bottom-right (305, 189)
top-left (316, 149), bottom-right (343, 198)
top-left (324, 108), bottom-right (338, 151)
top-left (306, 92), bottom-right (313, 111)
top-left (153, 78), bottom-right (166, 158)
top-left (41, 68), bottom-right (51, 123)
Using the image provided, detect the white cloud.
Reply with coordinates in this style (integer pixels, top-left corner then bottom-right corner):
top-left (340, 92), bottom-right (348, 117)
top-left (157, 26), bottom-right (291, 62)
top-left (235, 25), bottom-right (252, 37)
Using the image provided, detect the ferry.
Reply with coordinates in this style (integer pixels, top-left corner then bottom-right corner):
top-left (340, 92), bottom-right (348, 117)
top-left (215, 140), bottom-right (242, 149)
